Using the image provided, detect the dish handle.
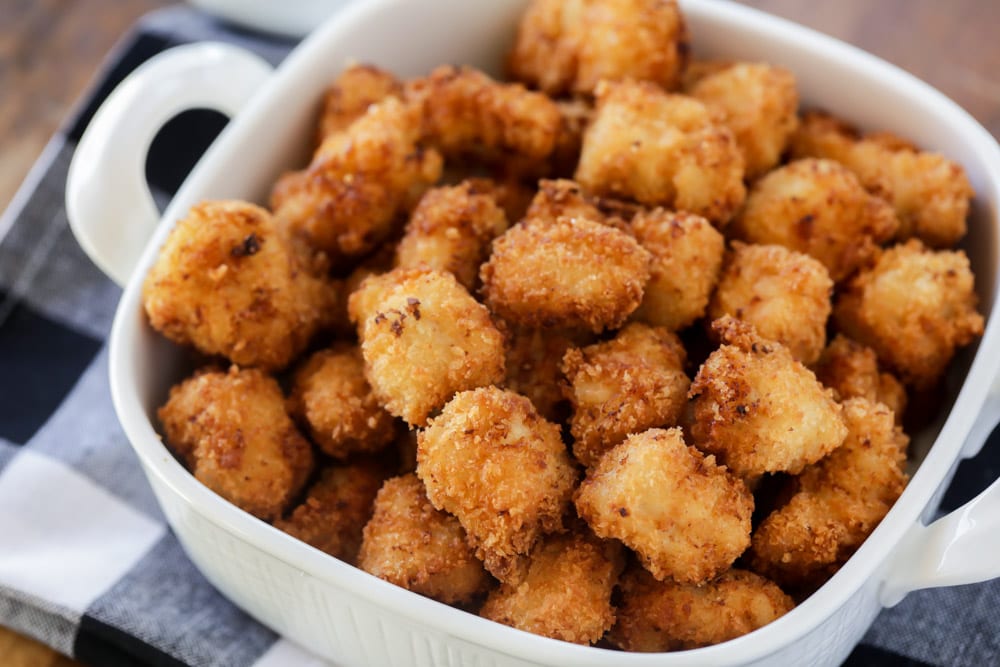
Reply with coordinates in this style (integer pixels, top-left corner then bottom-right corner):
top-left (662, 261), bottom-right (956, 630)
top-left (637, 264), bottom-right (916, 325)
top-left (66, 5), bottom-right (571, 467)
top-left (66, 42), bottom-right (274, 286)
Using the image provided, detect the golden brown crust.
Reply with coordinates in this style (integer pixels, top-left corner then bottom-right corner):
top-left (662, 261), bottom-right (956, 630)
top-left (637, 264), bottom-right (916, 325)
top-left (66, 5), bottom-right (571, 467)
top-left (814, 334), bottom-right (907, 421)
top-left (316, 63), bottom-right (402, 145)
top-left (502, 325), bottom-right (593, 422)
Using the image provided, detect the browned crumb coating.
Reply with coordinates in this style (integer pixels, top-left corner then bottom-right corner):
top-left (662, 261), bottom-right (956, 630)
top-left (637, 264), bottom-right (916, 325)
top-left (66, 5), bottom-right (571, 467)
top-left (316, 63), bottom-right (402, 145)
top-left (731, 158), bottom-right (898, 282)
top-left (814, 334), bottom-right (907, 421)
top-left (274, 459), bottom-right (388, 565)
top-left (562, 323), bottom-right (690, 468)
top-left (503, 325), bottom-right (592, 422)
top-left (833, 240), bottom-right (983, 389)
top-left (507, 0), bottom-right (689, 96)
top-left (286, 344), bottom-right (396, 459)
top-left (358, 474), bottom-right (492, 605)
top-left (348, 268), bottom-right (505, 426)
top-left (158, 367), bottom-right (314, 521)
top-left (575, 428), bottom-right (752, 584)
top-left (575, 80), bottom-right (745, 225)
top-left (417, 387), bottom-right (578, 583)
top-left (270, 97), bottom-right (442, 260)
top-left (465, 177), bottom-right (537, 225)
top-left (480, 529), bottom-right (624, 645)
top-left (481, 216), bottom-right (651, 333)
top-left (608, 566), bottom-right (794, 651)
top-left (688, 317), bottom-right (848, 479)
top-left (708, 243), bottom-right (833, 366)
top-left (750, 398), bottom-right (909, 589)
top-left (143, 201), bottom-right (335, 372)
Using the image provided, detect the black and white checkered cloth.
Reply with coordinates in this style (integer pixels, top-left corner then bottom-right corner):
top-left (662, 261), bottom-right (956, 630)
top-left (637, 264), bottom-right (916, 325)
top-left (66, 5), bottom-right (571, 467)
top-left (1, 6), bottom-right (999, 666)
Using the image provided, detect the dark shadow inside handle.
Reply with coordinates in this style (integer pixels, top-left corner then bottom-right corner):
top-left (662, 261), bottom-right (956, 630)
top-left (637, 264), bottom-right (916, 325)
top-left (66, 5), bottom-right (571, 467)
top-left (144, 108), bottom-right (229, 213)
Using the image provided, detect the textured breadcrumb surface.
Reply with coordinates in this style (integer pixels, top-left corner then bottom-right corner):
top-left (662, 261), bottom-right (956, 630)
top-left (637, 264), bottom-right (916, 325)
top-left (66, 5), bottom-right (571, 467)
top-left (814, 334), bottom-right (907, 421)
top-left (316, 63), bottom-right (402, 145)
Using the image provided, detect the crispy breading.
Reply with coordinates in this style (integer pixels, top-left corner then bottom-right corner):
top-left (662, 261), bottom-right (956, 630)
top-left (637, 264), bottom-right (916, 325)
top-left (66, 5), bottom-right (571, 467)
top-left (316, 63), bottom-right (402, 145)
top-left (814, 334), bottom-right (907, 422)
top-left (502, 324), bottom-right (592, 422)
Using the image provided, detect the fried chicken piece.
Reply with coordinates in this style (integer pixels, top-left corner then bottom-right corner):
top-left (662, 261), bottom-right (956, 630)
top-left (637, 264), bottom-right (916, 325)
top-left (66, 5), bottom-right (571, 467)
top-left (274, 459), bottom-right (388, 565)
top-left (687, 62), bottom-right (799, 179)
top-left (750, 398), bottom-right (909, 589)
top-left (348, 268), bottom-right (505, 426)
top-left (358, 474), bottom-right (492, 605)
top-left (417, 387), bottom-right (577, 582)
top-left (708, 243), bottom-right (833, 366)
top-left (143, 201), bottom-right (335, 371)
top-left (481, 215), bottom-right (651, 332)
top-left (730, 158), bottom-right (898, 282)
top-left (506, 0), bottom-right (689, 96)
top-left (814, 334), bottom-right (907, 422)
top-left (394, 181), bottom-right (509, 290)
top-left (465, 177), bottom-right (537, 225)
top-left (790, 111), bottom-right (974, 247)
top-left (575, 80), bottom-right (745, 224)
top-left (316, 63), bottom-right (402, 145)
top-left (688, 317), bottom-right (848, 479)
top-left (480, 528), bottom-right (624, 645)
top-left (833, 239), bottom-right (984, 389)
top-left (562, 323), bottom-right (690, 468)
top-left (502, 325), bottom-right (592, 422)
top-left (159, 366), bottom-right (314, 521)
top-left (608, 566), bottom-right (794, 651)
top-left (286, 344), bottom-right (397, 459)
top-left (575, 428), bottom-right (752, 583)
top-left (271, 97), bottom-right (442, 260)
top-left (630, 209), bottom-right (725, 331)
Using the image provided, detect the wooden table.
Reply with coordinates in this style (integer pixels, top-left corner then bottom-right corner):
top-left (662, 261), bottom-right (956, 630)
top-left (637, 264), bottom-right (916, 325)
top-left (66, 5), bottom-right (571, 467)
top-left (0, 0), bottom-right (997, 665)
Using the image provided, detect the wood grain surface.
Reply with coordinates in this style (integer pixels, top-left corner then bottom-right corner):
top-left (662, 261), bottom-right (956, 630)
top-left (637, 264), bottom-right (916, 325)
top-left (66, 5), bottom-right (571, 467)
top-left (0, 1), bottom-right (996, 665)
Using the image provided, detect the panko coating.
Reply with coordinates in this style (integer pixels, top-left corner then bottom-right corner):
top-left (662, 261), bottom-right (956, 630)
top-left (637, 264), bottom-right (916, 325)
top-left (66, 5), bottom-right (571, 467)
top-left (271, 97), bottom-right (442, 260)
top-left (503, 325), bottom-right (592, 422)
top-left (480, 215), bottom-right (651, 332)
top-left (750, 398), bottom-right (909, 589)
top-left (159, 367), bottom-right (314, 521)
top-left (833, 239), bottom-right (984, 389)
top-left (708, 243), bottom-right (833, 366)
top-left (814, 335), bottom-right (907, 422)
top-left (273, 459), bottom-right (388, 565)
top-left (417, 387), bottom-right (578, 582)
top-left (562, 323), bottom-right (690, 468)
top-left (575, 428), bottom-right (753, 584)
top-left (143, 201), bottom-right (335, 371)
top-left (687, 61), bottom-right (799, 179)
top-left (630, 209), bottom-right (725, 331)
top-left (575, 80), bottom-right (745, 224)
top-left (286, 344), bottom-right (397, 459)
top-left (358, 474), bottom-right (492, 605)
top-left (316, 63), bottom-right (402, 145)
top-left (479, 529), bottom-right (624, 645)
top-left (394, 181), bottom-right (509, 290)
top-left (348, 268), bottom-right (506, 426)
top-left (506, 0), bottom-right (689, 96)
top-left (790, 111), bottom-right (974, 248)
top-left (465, 177), bottom-right (536, 226)
top-left (523, 178), bottom-right (639, 228)
top-left (687, 317), bottom-right (848, 479)
top-left (730, 158), bottom-right (898, 282)
top-left (608, 566), bottom-right (794, 651)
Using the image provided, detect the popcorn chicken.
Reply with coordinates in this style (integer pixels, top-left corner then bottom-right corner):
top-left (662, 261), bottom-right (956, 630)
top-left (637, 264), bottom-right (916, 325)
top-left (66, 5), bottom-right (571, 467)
top-left (814, 334), bottom-right (907, 421)
top-left (316, 63), bottom-right (402, 145)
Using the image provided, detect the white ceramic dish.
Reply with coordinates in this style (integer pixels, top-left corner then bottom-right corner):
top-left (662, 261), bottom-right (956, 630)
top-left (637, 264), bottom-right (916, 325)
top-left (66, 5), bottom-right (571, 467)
top-left (66, 1), bottom-right (1000, 665)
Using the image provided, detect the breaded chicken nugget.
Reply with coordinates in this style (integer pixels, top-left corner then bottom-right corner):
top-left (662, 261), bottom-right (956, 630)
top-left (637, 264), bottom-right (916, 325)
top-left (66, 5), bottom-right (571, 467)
top-left (523, 178), bottom-right (638, 228)
top-left (271, 97), bottom-right (442, 260)
top-left (503, 325), bottom-right (592, 422)
top-left (814, 334), bottom-right (907, 422)
top-left (575, 80), bottom-right (745, 224)
top-left (790, 111), bottom-right (973, 247)
top-left (730, 158), bottom-right (898, 282)
top-left (358, 474), bottom-right (492, 605)
top-left (833, 240), bottom-right (983, 389)
top-left (708, 243), bottom-right (833, 366)
top-left (143, 201), bottom-right (335, 371)
top-left (687, 62), bottom-right (799, 179)
top-left (575, 428), bottom-right (752, 583)
top-left (159, 366), bottom-right (314, 521)
top-left (750, 398), bottom-right (908, 589)
top-left (417, 387), bottom-right (577, 582)
top-left (316, 63), bottom-right (402, 145)
top-left (562, 323), bottom-right (690, 467)
top-left (481, 216), bottom-right (651, 332)
top-left (608, 566), bottom-right (794, 651)
top-left (465, 177), bottom-right (536, 226)
top-left (395, 181), bottom-right (509, 290)
top-left (507, 0), bottom-right (689, 96)
top-left (273, 459), bottom-right (388, 564)
top-left (688, 317), bottom-right (847, 479)
top-left (286, 344), bottom-right (396, 459)
top-left (630, 209), bottom-right (725, 331)
top-left (480, 528), bottom-right (624, 645)
top-left (348, 268), bottom-right (505, 426)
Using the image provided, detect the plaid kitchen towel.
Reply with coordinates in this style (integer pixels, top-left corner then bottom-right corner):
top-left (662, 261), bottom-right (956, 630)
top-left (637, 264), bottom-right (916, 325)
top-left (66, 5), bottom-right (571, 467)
top-left (1, 6), bottom-right (999, 667)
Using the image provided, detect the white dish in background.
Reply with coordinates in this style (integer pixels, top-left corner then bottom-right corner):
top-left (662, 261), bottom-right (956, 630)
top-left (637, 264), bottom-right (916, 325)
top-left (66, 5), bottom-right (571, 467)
top-left (65, 1), bottom-right (1000, 665)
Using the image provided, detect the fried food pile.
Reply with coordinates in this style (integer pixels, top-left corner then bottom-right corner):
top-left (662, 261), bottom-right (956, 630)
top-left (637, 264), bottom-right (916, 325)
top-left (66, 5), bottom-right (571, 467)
top-left (145, 0), bottom-right (984, 653)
